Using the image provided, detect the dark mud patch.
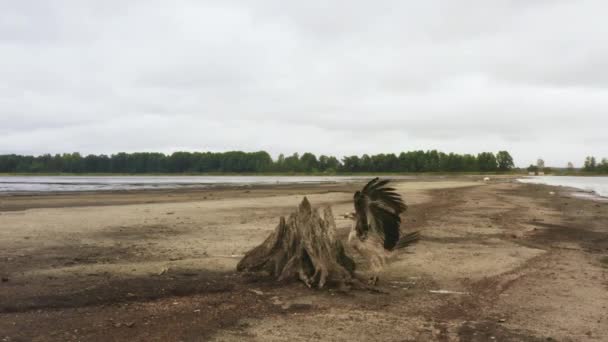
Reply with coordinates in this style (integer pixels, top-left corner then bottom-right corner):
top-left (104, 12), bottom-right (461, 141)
top-left (0, 182), bottom-right (364, 212)
top-left (1, 269), bottom-right (237, 313)
top-left (0, 277), bottom-right (293, 342)
top-left (458, 320), bottom-right (548, 342)
top-left (0, 270), bottom-right (323, 342)
top-left (422, 234), bottom-right (505, 245)
top-left (95, 224), bottom-right (193, 241)
top-left (528, 221), bottom-right (608, 253)
top-left (0, 243), bottom-right (148, 275)
top-left (499, 183), bottom-right (608, 253)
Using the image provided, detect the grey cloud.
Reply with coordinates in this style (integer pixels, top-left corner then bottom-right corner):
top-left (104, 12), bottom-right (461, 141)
top-left (1, 0), bottom-right (607, 167)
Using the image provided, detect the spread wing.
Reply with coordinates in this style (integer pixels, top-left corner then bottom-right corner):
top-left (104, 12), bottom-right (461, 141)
top-left (354, 177), bottom-right (408, 250)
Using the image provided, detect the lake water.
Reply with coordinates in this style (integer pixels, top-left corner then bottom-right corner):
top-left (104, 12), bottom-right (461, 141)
top-left (0, 175), bottom-right (414, 193)
top-left (518, 176), bottom-right (608, 198)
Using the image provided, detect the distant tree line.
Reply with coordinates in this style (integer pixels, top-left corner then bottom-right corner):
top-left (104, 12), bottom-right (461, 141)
top-left (0, 150), bottom-right (515, 174)
top-left (582, 156), bottom-right (608, 173)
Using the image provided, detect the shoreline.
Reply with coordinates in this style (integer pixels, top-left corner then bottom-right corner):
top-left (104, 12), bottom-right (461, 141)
top-left (0, 176), bottom-right (496, 211)
top-left (0, 174), bottom-right (512, 197)
top-left (517, 175), bottom-right (608, 199)
top-left (0, 172), bottom-right (521, 176)
top-left (4, 174), bottom-right (607, 210)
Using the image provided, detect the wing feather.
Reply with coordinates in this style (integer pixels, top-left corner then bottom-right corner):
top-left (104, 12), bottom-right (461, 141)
top-left (354, 177), bottom-right (408, 250)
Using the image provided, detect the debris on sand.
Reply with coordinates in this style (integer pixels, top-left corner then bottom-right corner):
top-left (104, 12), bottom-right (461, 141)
top-left (429, 289), bottom-right (468, 295)
top-left (269, 296), bottom-right (313, 310)
top-left (389, 280), bottom-right (416, 290)
top-left (248, 289), bottom-right (264, 296)
top-left (270, 296), bottom-right (283, 306)
top-left (113, 322), bottom-right (135, 328)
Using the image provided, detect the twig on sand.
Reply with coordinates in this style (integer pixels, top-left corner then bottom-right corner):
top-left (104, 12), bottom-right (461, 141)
top-left (429, 289), bottom-right (468, 295)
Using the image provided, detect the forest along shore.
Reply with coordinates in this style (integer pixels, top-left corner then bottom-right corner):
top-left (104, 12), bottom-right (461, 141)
top-left (0, 177), bottom-right (607, 341)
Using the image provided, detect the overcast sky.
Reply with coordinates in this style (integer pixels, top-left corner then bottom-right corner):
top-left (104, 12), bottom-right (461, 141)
top-left (1, 0), bottom-right (607, 167)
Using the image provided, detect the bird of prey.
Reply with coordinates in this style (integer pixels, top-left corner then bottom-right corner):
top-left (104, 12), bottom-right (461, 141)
top-left (347, 177), bottom-right (419, 285)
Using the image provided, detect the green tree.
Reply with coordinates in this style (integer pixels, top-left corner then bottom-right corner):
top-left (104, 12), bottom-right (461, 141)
top-left (300, 153), bottom-right (319, 172)
top-left (583, 156), bottom-right (597, 171)
top-left (283, 153), bottom-right (301, 172)
top-left (600, 158), bottom-right (608, 173)
top-left (496, 151), bottom-right (514, 171)
top-left (0, 149), bottom-right (522, 174)
top-left (318, 155), bottom-right (340, 172)
top-left (477, 152), bottom-right (497, 172)
top-left (341, 156), bottom-right (361, 172)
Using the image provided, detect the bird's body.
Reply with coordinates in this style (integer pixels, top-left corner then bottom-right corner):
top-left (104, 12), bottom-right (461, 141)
top-left (347, 229), bottom-right (392, 281)
top-left (347, 177), bottom-right (419, 284)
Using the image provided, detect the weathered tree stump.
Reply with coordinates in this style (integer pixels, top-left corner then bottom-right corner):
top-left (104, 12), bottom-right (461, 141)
top-left (237, 197), bottom-right (355, 288)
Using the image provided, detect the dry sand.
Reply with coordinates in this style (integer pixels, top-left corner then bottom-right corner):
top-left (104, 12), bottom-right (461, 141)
top-left (0, 177), bottom-right (607, 341)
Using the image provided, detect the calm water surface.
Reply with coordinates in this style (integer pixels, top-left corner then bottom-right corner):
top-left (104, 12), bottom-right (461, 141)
top-left (0, 175), bottom-right (415, 193)
top-left (518, 176), bottom-right (608, 198)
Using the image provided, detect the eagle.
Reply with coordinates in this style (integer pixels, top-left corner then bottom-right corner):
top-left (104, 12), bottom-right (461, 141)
top-left (346, 177), bottom-right (419, 285)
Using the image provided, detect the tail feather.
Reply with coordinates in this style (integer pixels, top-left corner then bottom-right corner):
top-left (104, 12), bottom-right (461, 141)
top-left (395, 231), bottom-right (420, 249)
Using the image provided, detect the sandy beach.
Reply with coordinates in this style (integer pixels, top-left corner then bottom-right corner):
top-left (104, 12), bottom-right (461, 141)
top-left (1, 176), bottom-right (607, 341)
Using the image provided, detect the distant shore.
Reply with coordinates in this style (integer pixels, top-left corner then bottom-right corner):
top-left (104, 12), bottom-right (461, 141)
top-left (0, 174), bottom-right (517, 196)
top-left (0, 171), bottom-right (523, 177)
top-left (2, 170), bottom-right (605, 177)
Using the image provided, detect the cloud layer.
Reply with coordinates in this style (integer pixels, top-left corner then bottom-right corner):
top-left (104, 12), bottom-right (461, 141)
top-left (1, 0), bottom-right (607, 167)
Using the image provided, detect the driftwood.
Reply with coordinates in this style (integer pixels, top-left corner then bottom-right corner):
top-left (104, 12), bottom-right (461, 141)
top-left (237, 197), bottom-right (355, 288)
